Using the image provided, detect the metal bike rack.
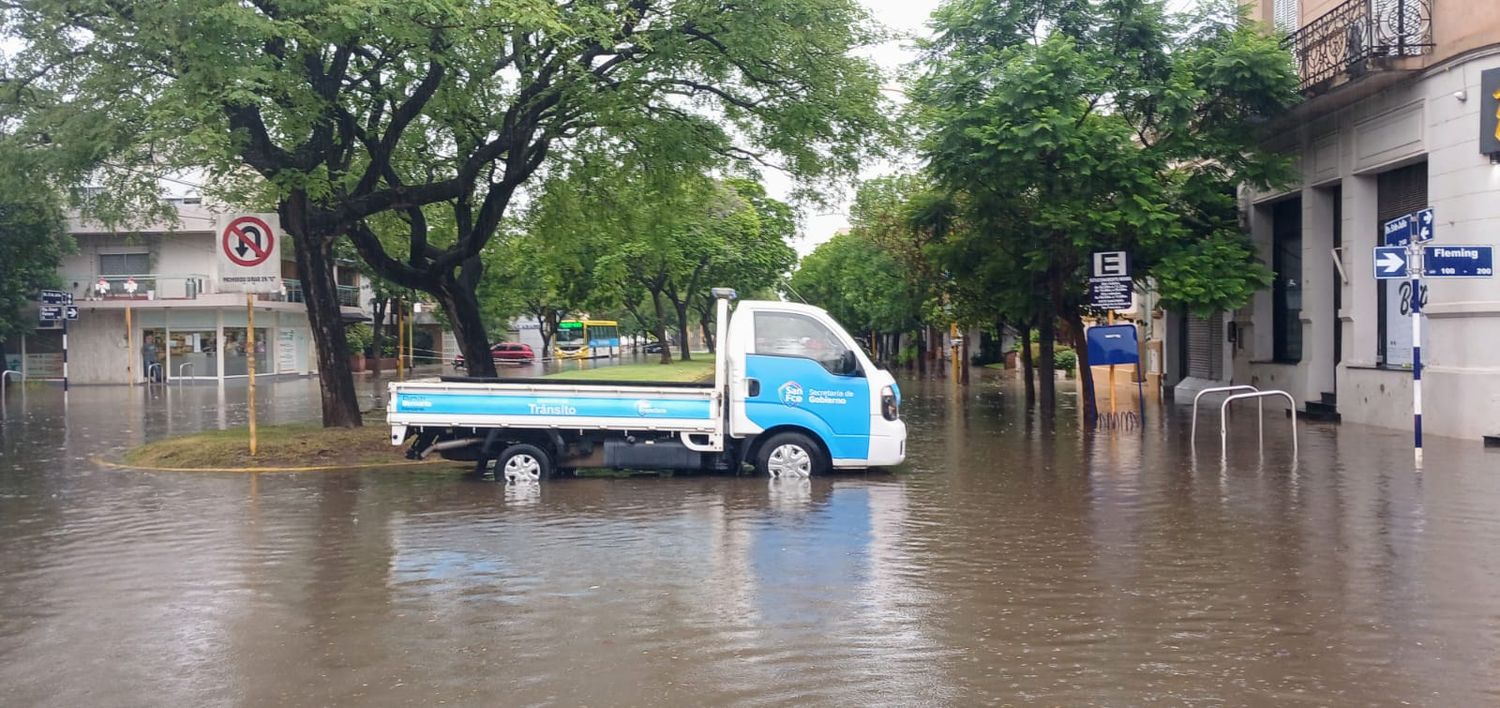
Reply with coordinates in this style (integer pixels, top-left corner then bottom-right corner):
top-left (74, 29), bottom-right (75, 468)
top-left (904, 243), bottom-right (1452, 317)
top-left (1191, 385), bottom-right (1261, 444)
top-left (1, 370), bottom-right (23, 398)
top-left (177, 362), bottom-right (194, 385)
top-left (145, 362), bottom-right (164, 384)
top-left (1220, 390), bottom-right (1297, 457)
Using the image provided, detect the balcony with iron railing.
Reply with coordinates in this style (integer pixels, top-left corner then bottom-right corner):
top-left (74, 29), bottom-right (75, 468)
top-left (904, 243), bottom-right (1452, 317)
top-left (66, 274), bottom-right (363, 310)
top-left (1282, 0), bottom-right (1433, 95)
top-left (71, 274), bottom-right (211, 301)
top-left (274, 279), bottom-right (363, 308)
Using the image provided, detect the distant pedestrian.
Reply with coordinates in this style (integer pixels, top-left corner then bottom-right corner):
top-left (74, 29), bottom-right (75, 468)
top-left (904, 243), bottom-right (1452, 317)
top-left (142, 335), bottom-right (162, 382)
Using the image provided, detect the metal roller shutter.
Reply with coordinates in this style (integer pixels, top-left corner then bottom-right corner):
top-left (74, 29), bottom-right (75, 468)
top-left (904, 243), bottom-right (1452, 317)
top-left (1186, 312), bottom-right (1223, 380)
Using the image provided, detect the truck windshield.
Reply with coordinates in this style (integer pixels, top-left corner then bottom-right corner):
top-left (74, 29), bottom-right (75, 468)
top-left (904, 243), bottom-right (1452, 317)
top-left (752, 311), bottom-right (851, 375)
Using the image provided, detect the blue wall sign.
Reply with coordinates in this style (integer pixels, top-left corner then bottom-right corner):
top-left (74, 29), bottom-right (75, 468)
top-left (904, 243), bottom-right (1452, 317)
top-left (1373, 246), bottom-right (1409, 279)
top-left (1423, 245), bottom-right (1494, 278)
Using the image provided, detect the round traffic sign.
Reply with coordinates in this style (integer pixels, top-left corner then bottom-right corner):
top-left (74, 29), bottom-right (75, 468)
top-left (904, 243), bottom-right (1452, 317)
top-left (221, 215), bottom-right (276, 267)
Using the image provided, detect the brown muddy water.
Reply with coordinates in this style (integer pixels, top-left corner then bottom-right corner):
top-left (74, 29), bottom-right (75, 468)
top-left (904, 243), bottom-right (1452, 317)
top-left (1, 370), bottom-right (1498, 706)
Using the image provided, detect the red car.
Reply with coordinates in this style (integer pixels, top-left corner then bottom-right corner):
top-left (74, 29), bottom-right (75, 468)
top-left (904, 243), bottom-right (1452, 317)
top-left (452, 342), bottom-right (536, 369)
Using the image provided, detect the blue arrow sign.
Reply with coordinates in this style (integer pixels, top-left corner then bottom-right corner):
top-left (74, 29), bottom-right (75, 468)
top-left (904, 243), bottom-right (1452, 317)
top-left (1422, 245), bottom-right (1493, 278)
top-left (1373, 246), bottom-right (1408, 279)
top-left (1384, 214), bottom-right (1414, 247)
top-left (1414, 207), bottom-right (1435, 243)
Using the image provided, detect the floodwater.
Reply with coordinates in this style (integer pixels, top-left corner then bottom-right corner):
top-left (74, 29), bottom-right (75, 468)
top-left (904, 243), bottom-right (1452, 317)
top-left (2, 369), bottom-right (1499, 706)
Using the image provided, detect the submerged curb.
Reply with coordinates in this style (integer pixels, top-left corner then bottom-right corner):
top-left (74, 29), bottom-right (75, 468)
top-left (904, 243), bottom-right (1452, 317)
top-left (93, 455), bottom-right (449, 474)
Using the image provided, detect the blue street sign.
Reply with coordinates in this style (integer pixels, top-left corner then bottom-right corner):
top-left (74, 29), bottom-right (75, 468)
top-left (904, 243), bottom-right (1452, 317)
top-left (38, 289), bottom-right (72, 305)
top-left (1422, 245), bottom-right (1493, 278)
top-left (1373, 246), bottom-right (1409, 279)
top-left (1414, 207), bottom-right (1435, 243)
top-left (1384, 214), bottom-right (1413, 246)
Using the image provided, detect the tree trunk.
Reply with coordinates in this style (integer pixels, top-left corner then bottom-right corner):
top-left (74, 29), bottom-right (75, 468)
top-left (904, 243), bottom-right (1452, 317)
top-left (1019, 322), bottom-right (1035, 404)
top-left (1038, 314), bottom-right (1056, 416)
top-left (649, 288), bottom-right (672, 364)
top-left (540, 312), bottom-right (555, 359)
top-left (370, 296), bottom-right (386, 406)
top-left (699, 307), bottom-right (715, 353)
top-left (960, 328), bottom-right (970, 384)
top-left (916, 329), bottom-right (927, 373)
top-left (1067, 310), bottom-right (1097, 425)
top-left (674, 299), bottom-right (692, 361)
top-left (437, 274), bottom-right (497, 378)
top-left (281, 193), bottom-right (362, 428)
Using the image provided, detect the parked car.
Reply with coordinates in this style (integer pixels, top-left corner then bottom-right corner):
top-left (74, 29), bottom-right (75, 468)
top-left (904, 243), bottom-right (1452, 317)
top-left (642, 340), bottom-right (667, 354)
top-left (453, 342), bottom-right (536, 369)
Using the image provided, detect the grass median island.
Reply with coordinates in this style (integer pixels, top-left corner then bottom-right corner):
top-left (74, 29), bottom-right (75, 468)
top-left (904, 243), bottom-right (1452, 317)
top-left (544, 356), bottom-right (715, 383)
top-left (120, 421), bottom-right (417, 471)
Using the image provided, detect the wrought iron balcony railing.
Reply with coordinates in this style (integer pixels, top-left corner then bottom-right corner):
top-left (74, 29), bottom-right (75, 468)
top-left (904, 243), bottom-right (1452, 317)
top-left (1282, 0), bottom-right (1433, 94)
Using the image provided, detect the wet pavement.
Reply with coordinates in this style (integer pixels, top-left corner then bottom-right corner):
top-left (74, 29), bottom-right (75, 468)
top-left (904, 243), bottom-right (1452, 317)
top-left (2, 369), bottom-right (1499, 706)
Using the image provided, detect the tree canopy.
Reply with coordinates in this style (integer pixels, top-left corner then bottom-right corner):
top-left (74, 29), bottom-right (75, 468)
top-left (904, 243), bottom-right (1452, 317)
top-left (907, 0), bottom-right (1298, 414)
top-left (2, 0), bottom-right (893, 419)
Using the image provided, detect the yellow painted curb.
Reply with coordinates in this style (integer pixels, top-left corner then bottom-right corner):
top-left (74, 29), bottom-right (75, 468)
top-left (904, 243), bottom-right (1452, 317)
top-left (93, 455), bottom-right (451, 474)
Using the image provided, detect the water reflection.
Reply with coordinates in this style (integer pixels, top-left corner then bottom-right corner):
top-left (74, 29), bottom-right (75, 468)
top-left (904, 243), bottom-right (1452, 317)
top-left (1, 371), bottom-right (1500, 704)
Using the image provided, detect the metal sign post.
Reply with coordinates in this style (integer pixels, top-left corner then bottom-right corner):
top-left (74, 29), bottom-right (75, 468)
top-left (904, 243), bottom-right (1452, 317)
top-left (215, 213), bottom-right (282, 457)
top-left (1088, 251), bottom-right (1137, 428)
top-left (1408, 241), bottom-right (1423, 467)
top-left (247, 294), bottom-right (257, 456)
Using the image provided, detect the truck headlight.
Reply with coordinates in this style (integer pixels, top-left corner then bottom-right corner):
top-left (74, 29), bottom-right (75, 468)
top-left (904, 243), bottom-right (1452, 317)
top-left (881, 385), bottom-right (899, 421)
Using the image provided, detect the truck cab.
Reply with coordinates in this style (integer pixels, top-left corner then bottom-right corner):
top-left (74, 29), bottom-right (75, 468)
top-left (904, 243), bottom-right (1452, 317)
top-left (724, 301), bottom-right (905, 473)
top-left (388, 290), bottom-right (905, 480)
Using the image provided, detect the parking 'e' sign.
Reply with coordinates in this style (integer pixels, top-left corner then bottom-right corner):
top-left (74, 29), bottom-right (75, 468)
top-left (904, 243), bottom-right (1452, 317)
top-left (1092, 251), bottom-right (1130, 278)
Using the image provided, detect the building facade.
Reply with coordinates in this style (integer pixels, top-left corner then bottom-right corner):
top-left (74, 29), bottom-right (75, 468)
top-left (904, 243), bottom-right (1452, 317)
top-left (2, 199), bottom-right (374, 384)
top-left (1168, 0), bottom-right (1500, 441)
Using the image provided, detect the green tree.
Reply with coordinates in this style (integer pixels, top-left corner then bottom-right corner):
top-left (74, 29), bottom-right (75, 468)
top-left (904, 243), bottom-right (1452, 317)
top-left (911, 0), bottom-right (1297, 418)
top-left (3, 0), bottom-right (890, 421)
top-left (0, 162), bottom-right (71, 343)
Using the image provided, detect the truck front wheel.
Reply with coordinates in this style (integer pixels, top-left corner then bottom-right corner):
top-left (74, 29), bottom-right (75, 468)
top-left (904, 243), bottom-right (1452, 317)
top-left (755, 432), bottom-right (825, 478)
top-left (498, 443), bottom-right (552, 483)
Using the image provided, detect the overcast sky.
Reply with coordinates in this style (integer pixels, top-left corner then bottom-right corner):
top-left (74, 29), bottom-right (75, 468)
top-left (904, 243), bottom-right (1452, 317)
top-left (782, 0), bottom-right (1204, 255)
top-left (772, 0), bottom-right (944, 256)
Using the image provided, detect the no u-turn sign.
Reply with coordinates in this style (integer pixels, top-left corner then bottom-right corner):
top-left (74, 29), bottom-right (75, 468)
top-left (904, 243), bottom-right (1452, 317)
top-left (216, 213), bottom-right (283, 294)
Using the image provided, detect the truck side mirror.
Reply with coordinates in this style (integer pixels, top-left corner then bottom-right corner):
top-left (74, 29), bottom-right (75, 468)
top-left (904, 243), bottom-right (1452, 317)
top-left (840, 349), bottom-right (859, 376)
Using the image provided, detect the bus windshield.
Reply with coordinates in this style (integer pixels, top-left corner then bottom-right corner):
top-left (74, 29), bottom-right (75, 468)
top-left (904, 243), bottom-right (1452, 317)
top-left (556, 323), bottom-right (585, 344)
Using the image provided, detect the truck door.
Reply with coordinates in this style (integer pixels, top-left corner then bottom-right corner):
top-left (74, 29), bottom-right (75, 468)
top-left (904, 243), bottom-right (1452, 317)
top-left (737, 309), bottom-right (871, 463)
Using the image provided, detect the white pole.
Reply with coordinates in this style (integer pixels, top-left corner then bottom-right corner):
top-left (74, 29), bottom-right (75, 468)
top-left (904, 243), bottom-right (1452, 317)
top-left (1410, 242), bottom-right (1423, 468)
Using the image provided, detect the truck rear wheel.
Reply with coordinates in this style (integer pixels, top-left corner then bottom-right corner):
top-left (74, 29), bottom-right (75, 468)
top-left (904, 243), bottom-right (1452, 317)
top-left (498, 443), bottom-right (552, 483)
top-left (755, 432), bottom-right (824, 478)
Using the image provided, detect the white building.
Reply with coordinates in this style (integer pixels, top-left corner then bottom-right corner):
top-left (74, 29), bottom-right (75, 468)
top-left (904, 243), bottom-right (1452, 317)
top-left (2, 198), bottom-right (373, 384)
top-left (1168, 0), bottom-right (1500, 442)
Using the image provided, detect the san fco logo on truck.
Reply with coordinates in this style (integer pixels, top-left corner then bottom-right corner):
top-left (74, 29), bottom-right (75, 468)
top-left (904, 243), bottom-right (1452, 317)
top-left (387, 288), bottom-right (906, 482)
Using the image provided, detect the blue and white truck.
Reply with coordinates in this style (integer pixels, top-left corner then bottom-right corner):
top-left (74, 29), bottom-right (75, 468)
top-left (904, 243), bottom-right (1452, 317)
top-left (387, 289), bottom-right (905, 481)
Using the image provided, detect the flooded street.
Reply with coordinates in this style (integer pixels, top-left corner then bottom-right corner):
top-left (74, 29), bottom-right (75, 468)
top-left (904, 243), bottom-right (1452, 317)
top-left (2, 371), bottom-right (1499, 706)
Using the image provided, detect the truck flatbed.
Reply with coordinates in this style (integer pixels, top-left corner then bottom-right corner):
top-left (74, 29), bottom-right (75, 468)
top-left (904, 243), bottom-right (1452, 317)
top-left (438, 375), bottom-right (714, 389)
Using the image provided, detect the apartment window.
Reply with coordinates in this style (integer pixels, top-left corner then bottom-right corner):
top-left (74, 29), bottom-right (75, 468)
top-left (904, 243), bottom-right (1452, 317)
top-left (1273, 0), bottom-right (1298, 34)
top-left (1376, 162), bottom-right (1427, 368)
top-left (1272, 198), bottom-right (1302, 362)
top-left (99, 252), bottom-right (150, 276)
